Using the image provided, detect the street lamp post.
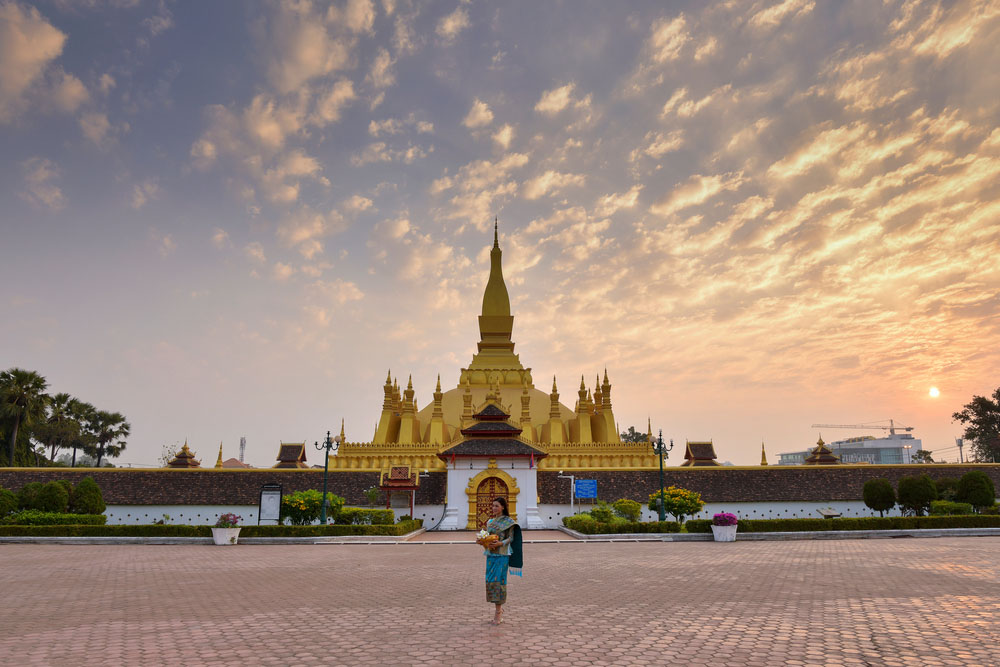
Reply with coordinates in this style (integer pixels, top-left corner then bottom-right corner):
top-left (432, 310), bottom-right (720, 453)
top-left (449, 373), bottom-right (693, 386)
top-left (903, 444), bottom-right (912, 464)
top-left (557, 470), bottom-right (575, 514)
top-left (314, 430), bottom-right (341, 523)
top-left (652, 430), bottom-right (674, 522)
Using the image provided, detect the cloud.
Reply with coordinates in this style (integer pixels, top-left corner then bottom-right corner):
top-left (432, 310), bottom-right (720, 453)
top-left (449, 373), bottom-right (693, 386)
top-left (535, 83), bottom-right (575, 115)
top-left (308, 278), bottom-right (364, 306)
top-left (463, 98), bottom-right (494, 128)
top-left (368, 115), bottom-right (434, 136)
top-left (211, 228), bottom-right (230, 249)
top-left (79, 112), bottom-right (114, 147)
top-left (244, 242), bottom-right (267, 263)
top-left (263, 2), bottom-right (355, 94)
top-left (595, 185), bottom-right (643, 217)
top-left (351, 141), bottom-right (432, 166)
top-left (272, 262), bottom-right (296, 281)
top-left (312, 79), bottom-right (356, 124)
top-left (648, 14), bottom-right (689, 62)
top-left (149, 228), bottom-right (176, 257)
top-left (493, 124), bottom-right (514, 149)
top-left (430, 153), bottom-right (530, 227)
top-left (345, 194), bottom-right (373, 211)
top-left (340, 0), bottom-right (376, 34)
top-left (131, 179), bottom-right (161, 209)
top-left (522, 170), bottom-right (586, 200)
top-left (141, 2), bottom-right (174, 37)
top-left (650, 172), bottom-right (745, 217)
top-left (367, 47), bottom-right (395, 89)
top-left (0, 2), bottom-right (88, 123)
top-left (276, 206), bottom-right (347, 252)
top-left (436, 6), bottom-right (470, 42)
top-left (749, 0), bottom-right (815, 31)
top-left (19, 157), bottom-right (65, 210)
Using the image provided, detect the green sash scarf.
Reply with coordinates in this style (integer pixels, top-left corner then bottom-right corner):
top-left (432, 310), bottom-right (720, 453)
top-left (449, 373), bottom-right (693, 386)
top-left (489, 515), bottom-right (523, 576)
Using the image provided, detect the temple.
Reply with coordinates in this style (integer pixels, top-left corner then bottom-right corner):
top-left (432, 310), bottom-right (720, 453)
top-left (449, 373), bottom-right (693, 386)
top-left (323, 223), bottom-right (660, 529)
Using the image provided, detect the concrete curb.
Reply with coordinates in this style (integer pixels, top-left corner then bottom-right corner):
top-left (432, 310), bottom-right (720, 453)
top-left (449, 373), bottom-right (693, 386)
top-left (557, 525), bottom-right (1000, 542)
top-left (0, 527), bottom-right (430, 546)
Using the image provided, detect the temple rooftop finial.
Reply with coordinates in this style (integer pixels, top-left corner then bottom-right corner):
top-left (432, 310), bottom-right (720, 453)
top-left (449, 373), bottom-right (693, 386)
top-left (494, 216), bottom-right (499, 248)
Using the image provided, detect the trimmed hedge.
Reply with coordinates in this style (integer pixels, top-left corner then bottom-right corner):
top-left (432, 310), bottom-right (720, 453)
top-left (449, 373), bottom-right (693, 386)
top-left (2, 510), bottom-right (106, 526)
top-left (335, 507), bottom-right (394, 525)
top-left (562, 514), bottom-right (680, 534)
top-left (929, 500), bottom-right (974, 516)
top-left (0, 519), bottom-right (423, 538)
top-left (0, 487), bottom-right (16, 518)
top-left (685, 515), bottom-right (1000, 533)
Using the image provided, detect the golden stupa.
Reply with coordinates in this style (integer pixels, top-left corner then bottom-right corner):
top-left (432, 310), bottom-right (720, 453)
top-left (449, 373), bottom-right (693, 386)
top-left (326, 223), bottom-right (659, 475)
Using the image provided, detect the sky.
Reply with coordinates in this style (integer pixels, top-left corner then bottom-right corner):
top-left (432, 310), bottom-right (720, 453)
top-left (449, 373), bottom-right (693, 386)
top-left (1, 0), bottom-right (998, 467)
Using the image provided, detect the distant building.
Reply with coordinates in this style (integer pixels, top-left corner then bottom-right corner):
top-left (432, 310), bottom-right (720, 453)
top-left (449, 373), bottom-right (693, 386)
top-left (778, 433), bottom-right (923, 465)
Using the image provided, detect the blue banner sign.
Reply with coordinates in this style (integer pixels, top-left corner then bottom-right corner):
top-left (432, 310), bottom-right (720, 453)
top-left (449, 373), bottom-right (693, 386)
top-left (575, 479), bottom-right (597, 499)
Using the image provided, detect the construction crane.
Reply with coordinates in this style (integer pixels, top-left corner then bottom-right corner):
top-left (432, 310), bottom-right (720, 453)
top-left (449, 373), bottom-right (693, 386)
top-left (810, 419), bottom-right (913, 436)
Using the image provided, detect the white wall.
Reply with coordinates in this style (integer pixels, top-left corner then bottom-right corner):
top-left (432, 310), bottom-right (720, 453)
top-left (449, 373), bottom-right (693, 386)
top-left (105, 505), bottom-right (258, 525)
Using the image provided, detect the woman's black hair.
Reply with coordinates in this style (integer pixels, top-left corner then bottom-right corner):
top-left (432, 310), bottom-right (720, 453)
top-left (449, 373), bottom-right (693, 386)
top-left (493, 497), bottom-right (510, 516)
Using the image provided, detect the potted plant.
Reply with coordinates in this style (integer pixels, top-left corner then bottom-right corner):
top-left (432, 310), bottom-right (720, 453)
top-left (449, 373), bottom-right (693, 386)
top-left (212, 513), bottom-right (242, 545)
top-left (711, 512), bottom-right (738, 542)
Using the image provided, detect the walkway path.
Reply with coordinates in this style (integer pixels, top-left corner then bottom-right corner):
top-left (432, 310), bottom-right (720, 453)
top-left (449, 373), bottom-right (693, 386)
top-left (2, 538), bottom-right (998, 665)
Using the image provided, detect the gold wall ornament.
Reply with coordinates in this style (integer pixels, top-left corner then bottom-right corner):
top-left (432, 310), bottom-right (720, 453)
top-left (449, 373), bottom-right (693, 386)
top-left (465, 467), bottom-right (520, 530)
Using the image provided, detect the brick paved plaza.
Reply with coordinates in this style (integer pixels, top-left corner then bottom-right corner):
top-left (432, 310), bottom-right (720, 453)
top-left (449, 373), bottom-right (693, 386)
top-left (2, 537), bottom-right (999, 666)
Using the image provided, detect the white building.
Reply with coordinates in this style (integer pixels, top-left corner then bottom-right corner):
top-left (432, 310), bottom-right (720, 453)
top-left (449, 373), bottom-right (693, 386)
top-left (778, 433), bottom-right (924, 465)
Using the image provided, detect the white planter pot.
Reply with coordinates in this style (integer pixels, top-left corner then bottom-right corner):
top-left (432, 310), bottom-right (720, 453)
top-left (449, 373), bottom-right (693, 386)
top-left (711, 524), bottom-right (737, 542)
top-left (211, 527), bottom-right (241, 545)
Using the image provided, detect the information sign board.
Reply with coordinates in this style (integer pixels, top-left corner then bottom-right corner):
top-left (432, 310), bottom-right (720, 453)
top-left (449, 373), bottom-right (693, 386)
top-left (574, 479), bottom-right (597, 499)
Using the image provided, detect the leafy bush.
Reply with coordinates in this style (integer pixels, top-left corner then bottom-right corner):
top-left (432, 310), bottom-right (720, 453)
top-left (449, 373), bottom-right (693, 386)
top-left (0, 487), bottom-right (16, 518)
top-left (589, 501), bottom-right (613, 523)
top-left (335, 507), bottom-right (394, 525)
top-left (34, 481), bottom-right (70, 513)
top-left (2, 510), bottom-right (107, 525)
top-left (280, 489), bottom-right (345, 525)
top-left (612, 499), bottom-right (642, 522)
top-left (982, 504), bottom-right (999, 515)
top-left (897, 474), bottom-right (937, 516)
top-left (16, 482), bottom-right (44, 510)
top-left (862, 478), bottom-right (896, 517)
top-left (929, 500), bottom-right (974, 516)
top-left (0, 519), bottom-right (423, 538)
top-left (561, 514), bottom-right (680, 534)
top-left (55, 479), bottom-right (73, 498)
top-left (934, 477), bottom-right (960, 501)
top-left (685, 519), bottom-right (712, 533)
top-left (70, 477), bottom-right (106, 515)
top-left (648, 486), bottom-right (704, 524)
top-left (956, 470), bottom-right (996, 511)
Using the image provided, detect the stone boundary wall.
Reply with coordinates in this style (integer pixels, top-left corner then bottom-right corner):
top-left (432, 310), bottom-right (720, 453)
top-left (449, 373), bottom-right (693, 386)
top-left (0, 469), bottom-right (447, 506)
top-left (536, 465), bottom-right (1000, 504)
top-left (1, 465), bottom-right (996, 506)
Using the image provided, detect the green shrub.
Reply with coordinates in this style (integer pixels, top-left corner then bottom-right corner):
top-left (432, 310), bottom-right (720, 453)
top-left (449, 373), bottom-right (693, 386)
top-left (56, 479), bottom-right (73, 497)
top-left (929, 500), bottom-right (974, 516)
top-left (0, 519), bottom-right (423, 538)
top-left (34, 481), bottom-right (70, 513)
top-left (561, 514), bottom-right (679, 534)
top-left (612, 498), bottom-right (642, 522)
top-left (589, 501), bottom-right (613, 523)
top-left (956, 470), bottom-right (996, 511)
top-left (17, 482), bottom-right (44, 510)
top-left (648, 486), bottom-right (704, 524)
top-left (898, 474), bottom-right (937, 516)
top-left (0, 487), bottom-right (16, 518)
top-left (280, 489), bottom-right (345, 525)
top-left (70, 477), bottom-right (106, 515)
top-left (934, 477), bottom-right (960, 501)
top-left (862, 478), bottom-right (896, 517)
top-left (2, 510), bottom-right (106, 525)
top-left (981, 504), bottom-right (999, 515)
top-left (684, 519), bottom-right (713, 533)
top-left (335, 507), bottom-right (394, 525)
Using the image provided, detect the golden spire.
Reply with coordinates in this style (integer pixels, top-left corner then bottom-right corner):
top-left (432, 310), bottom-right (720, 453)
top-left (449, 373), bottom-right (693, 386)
top-left (647, 417), bottom-right (653, 442)
top-left (760, 441), bottom-right (768, 466)
top-left (340, 418), bottom-right (346, 443)
top-left (215, 441), bottom-right (223, 468)
top-left (481, 219), bottom-right (510, 318)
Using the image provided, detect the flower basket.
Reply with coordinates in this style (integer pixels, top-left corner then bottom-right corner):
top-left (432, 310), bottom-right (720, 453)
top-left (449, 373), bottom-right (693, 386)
top-left (711, 513), bottom-right (738, 542)
top-left (211, 527), bottom-right (241, 545)
top-left (212, 513), bottom-right (242, 545)
top-left (476, 530), bottom-right (499, 549)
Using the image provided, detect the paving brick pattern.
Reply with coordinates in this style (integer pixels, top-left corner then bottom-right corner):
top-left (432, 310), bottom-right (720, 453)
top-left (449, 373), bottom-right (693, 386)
top-left (2, 538), bottom-right (999, 665)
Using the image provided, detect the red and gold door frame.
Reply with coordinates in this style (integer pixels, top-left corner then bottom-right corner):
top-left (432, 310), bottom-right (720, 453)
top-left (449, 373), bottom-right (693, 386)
top-left (464, 462), bottom-right (519, 530)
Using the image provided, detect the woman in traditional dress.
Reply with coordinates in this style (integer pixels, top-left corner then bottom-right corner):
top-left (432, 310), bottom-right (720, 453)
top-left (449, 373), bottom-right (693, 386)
top-left (484, 496), bottom-right (522, 625)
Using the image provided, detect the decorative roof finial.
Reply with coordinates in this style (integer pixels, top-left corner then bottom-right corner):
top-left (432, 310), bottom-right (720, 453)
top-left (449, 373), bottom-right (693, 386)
top-left (494, 216), bottom-right (499, 248)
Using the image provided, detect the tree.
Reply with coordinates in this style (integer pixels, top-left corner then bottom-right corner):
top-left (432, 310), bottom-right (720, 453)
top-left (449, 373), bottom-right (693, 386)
top-left (863, 478), bottom-right (896, 517)
top-left (31, 393), bottom-right (80, 466)
top-left (70, 477), bottom-right (106, 514)
top-left (0, 368), bottom-right (50, 467)
top-left (956, 470), bottom-right (996, 512)
top-left (934, 477), bottom-right (959, 501)
top-left (87, 410), bottom-right (131, 467)
top-left (897, 474), bottom-right (937, 516)
top-left (34, 481), bottom-right (70, 513)
top-left (911, 450), bottom-right (935, 464)
top-left (66, 400), bottom-right (96, 467)
top-left (953, 387), bottom-right (1000, 463)
top-left (648, 486), bottom-right (704, 524)
top-left (612, 498), bottom-right (642, 522)
top-left (620, 426), bottom-right (650, 443)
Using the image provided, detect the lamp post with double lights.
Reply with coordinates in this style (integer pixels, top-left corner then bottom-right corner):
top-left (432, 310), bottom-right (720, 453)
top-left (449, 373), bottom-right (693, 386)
top-left (314, 430), bottom-right (341, 523)
top-left (652, 429), bottom-right (674, 522)
top-left (903, 444), bottom-right (912, 464)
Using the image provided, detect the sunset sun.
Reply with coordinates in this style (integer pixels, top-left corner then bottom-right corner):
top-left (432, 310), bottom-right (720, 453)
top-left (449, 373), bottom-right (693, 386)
top-left (929, 387), bottom-right (940, 398)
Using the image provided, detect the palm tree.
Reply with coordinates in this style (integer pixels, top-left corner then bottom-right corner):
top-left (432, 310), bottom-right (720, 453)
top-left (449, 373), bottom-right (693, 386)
top-left (0, 368), bottom-right (50, 467)
top-left (33, 392), bottom-right (76, 463)
top-left (67, 399), bottom-right (97, 467)
top-left (89, 410), bottom-right (131, 467)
